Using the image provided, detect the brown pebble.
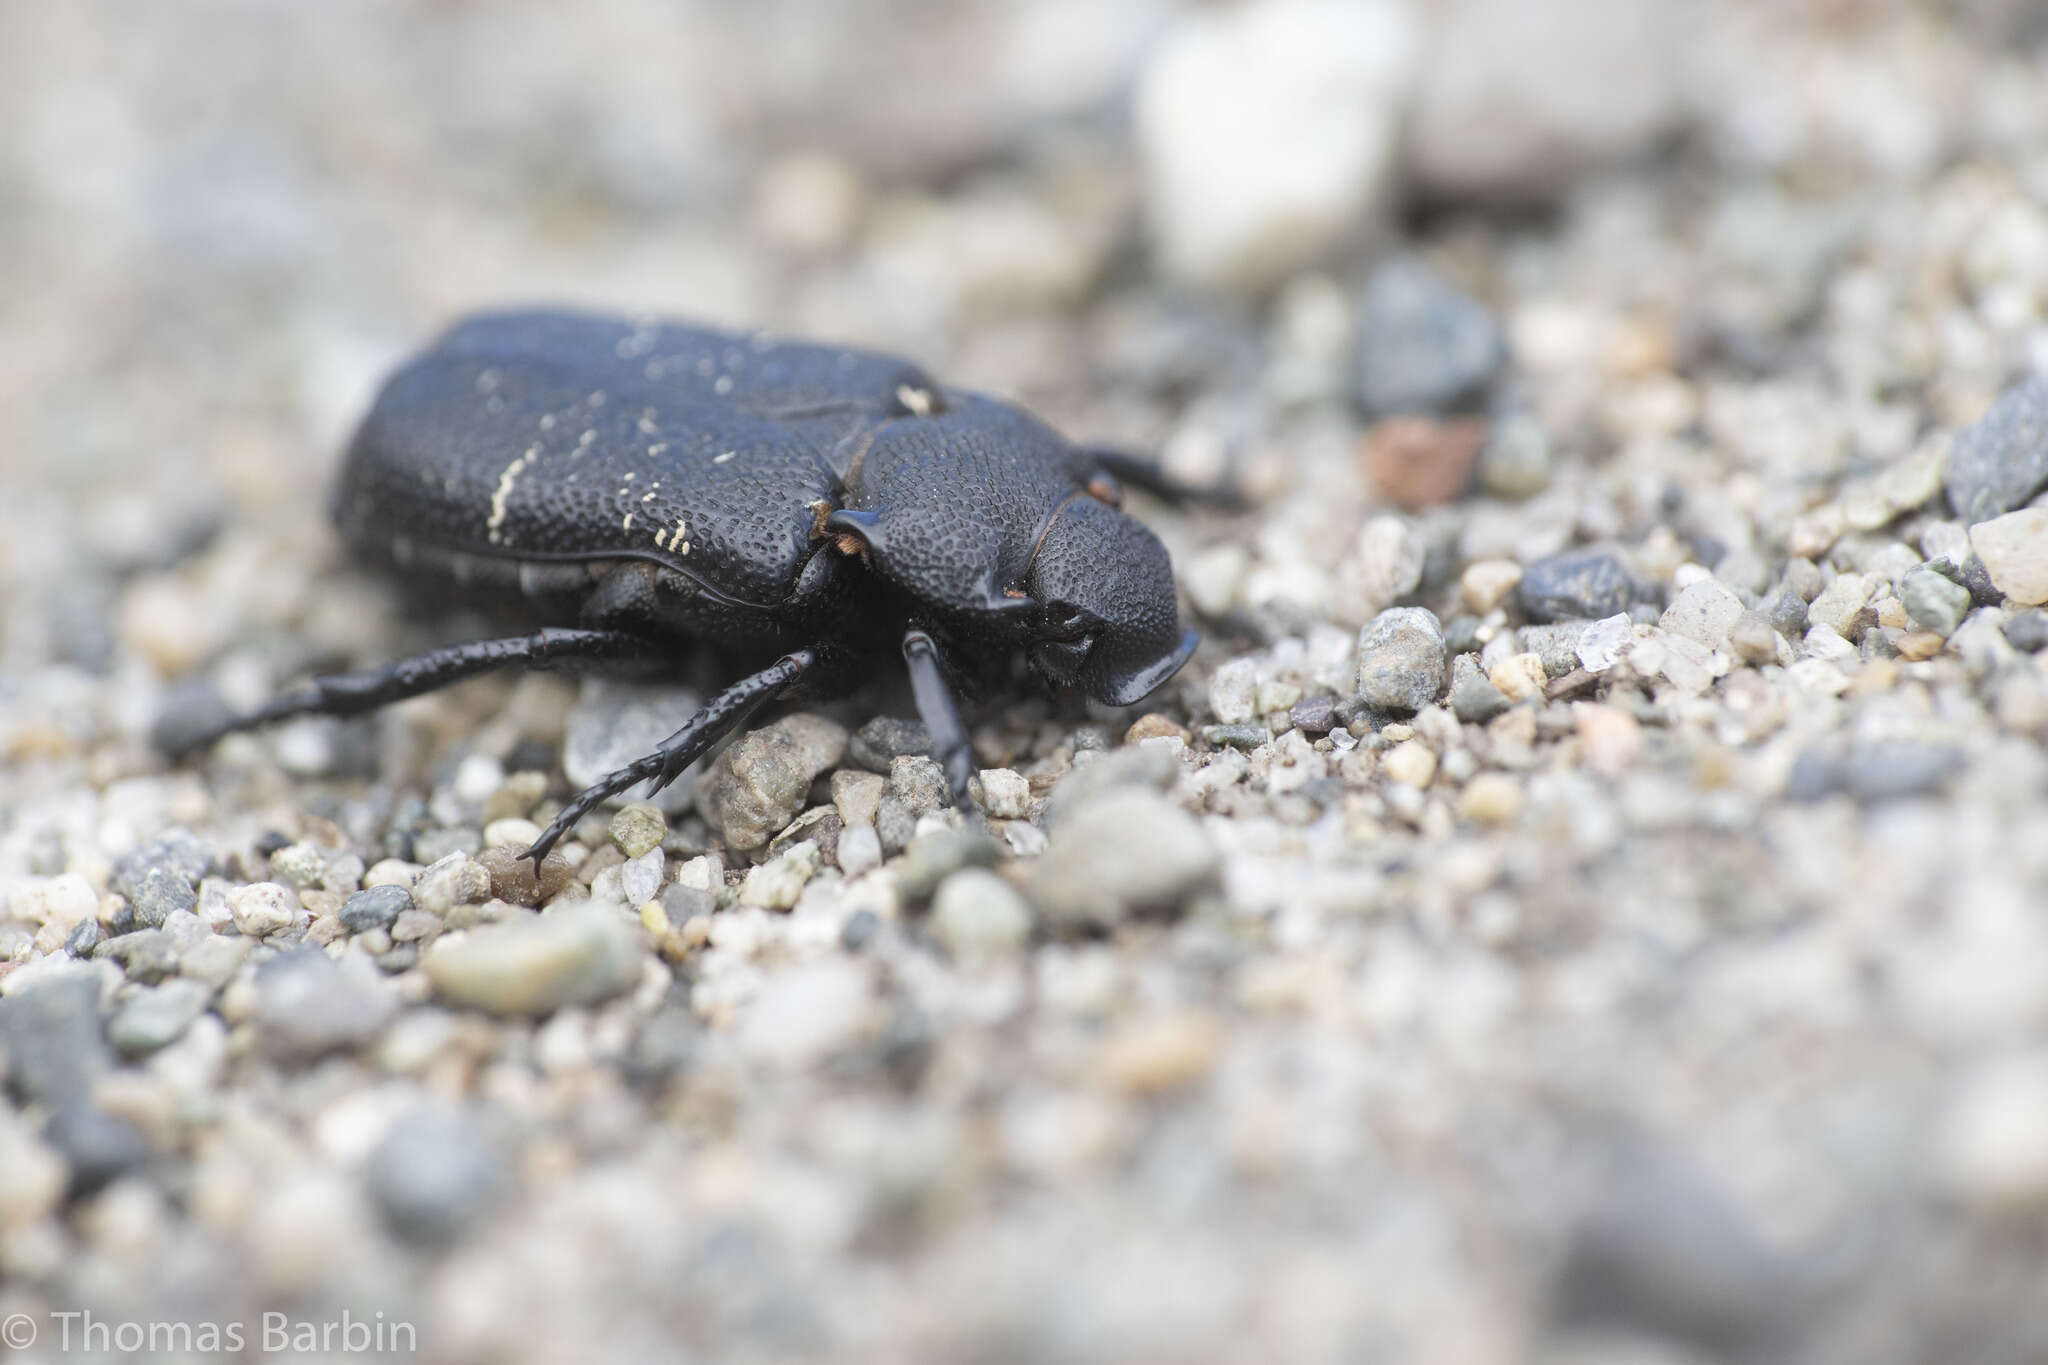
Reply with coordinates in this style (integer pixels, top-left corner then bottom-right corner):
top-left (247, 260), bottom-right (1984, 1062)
top-left (1360, 415), bottom-right (1486, 510)
top-left (1100, 1012), bottom-right (1221, 1095)
top-left (476, 846), bottom-right (573, 908)
top-left (1125, 714), bottom-right (1191, 745)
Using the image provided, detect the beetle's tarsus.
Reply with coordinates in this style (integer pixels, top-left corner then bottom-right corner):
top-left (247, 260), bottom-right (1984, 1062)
top-left (520, 647), bottom-right (818, 870)
top-left (901, 627), bottom-right (977, 812)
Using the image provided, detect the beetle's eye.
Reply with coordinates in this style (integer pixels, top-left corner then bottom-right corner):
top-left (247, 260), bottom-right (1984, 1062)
top-left (1085, 472), bottom-right (1122, 508)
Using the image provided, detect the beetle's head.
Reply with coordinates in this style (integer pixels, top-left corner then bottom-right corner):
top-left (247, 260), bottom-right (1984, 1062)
top-left (1022, 494), bottom-right (1198, 707)
top-left (826, 394), bottom-right (1197, 707)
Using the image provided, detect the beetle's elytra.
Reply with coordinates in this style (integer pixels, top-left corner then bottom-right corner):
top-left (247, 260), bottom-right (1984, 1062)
top-left (161, 309), bottom-right (1203, 863)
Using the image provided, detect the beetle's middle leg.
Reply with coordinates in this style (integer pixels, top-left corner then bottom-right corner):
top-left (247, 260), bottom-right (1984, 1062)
top-left (155, 627), bottom-right (662, 756)
top-left (901, 627), bottom-right (975, 813)
top-left (522, 647), bottom-right (818, 866)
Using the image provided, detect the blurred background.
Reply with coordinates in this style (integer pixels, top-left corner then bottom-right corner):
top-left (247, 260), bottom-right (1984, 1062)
top-left (5, 1), bottom-right (2048, 1362)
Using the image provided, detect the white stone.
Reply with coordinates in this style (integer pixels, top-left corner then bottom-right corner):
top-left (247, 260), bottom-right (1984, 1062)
top-left (1135, 0), bottom-right (1415, 291)
top-left (1660, 579), bottom-right (1747, 650)
top-left (1970, 507), bottom-right (2048, 605)
top-left (227, 882), bottom-right (300, 938)
top-left (974, 768), bottom-right (1032, 820)
top-left (1208, 657), bottom-right (1259, 725)
top-left (1576, 613), bottom-right (1634, 672)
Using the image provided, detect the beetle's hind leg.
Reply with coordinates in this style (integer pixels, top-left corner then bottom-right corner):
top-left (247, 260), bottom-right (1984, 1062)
top-left (522, 647), bottom-right (818, 867)
top-left (153, 627), bottom-right (662, 756)
top-left (901, 628), bottom-right (976, 812)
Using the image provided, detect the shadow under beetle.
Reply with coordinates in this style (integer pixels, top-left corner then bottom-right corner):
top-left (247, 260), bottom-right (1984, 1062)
top-left (160, 309), bottom-right (1206, 864)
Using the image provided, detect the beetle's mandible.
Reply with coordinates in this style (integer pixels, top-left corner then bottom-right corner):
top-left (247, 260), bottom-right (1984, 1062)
top-left (159, 309), bottom-right (1205, 863)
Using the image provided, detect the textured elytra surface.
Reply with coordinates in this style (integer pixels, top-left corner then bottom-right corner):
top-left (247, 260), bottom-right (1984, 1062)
top-left (335, 312), bottom-right (919, 614)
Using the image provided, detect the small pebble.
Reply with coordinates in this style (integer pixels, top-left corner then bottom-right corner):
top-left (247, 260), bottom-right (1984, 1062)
top-left (1382, 739), bottom-right (1437, 787)
top-left (888, 754), bottom-right (950, 816)
top-left (700, 713), bottom-right (850, 851)
top-left (106, 978), bottom-right (213, 1057)
top-left (1288, 696), bottom-right (1337, 734)
top-left (2003, 609), bottom-right (2048, 652)
top-left (1208, 657), bottom-right (1258, 724)
top-left (1518, 550), bottom-right (1635, 623)
top-left (973, 768), bottom-right (1032, 819)
top-left (609, 804), bottom-right (668, 859)
top-left (1460, 558), bottom-right (1524, 615)
top-left (425, 903), bottom-right (644, 1016)
top-left (1945, 375), bottom-right (2048, 524)
top-left (1488, 653), bottom-right (1547, 703)
top-left (1354, 607), bottom-right (1446, 712)
top-left (267, 842), bottom-right (330, 890)
top-left (1099, 1011), bottom-right (1222, 1095)
top-left (1900, 565), bottom-right (1972, 637)
top-left (1457, 772), bottom-right (1522, 825)
top-left (1029, 790), bottom-right (1217, 932)
top-left (227, 882), bottom-right (300, 938)
top-left (339, 884), bottom-right (411, 933)
top-left (255, 949), bottom-right (396, 1060)
top-left (1353, 255), bottom-right (1504, 418)
top-left (1125, 714), bottom-right (1192, 745)
top-left (482, 817), bottom-right (542, 850)
top-left (738, 840), bottom-right (823, 911)
top-left (931, 868), bottom-right (1035, 961)
top-left (364, 1105), bottom-right (507, 1248)
top-left (1660, 579), bottom-right (1746, 651)
top-left (126, 865), bottom-right (197, 929)
top-left (1969, 507), bottom-right (2048, 606)
top-left (413, 854), bottom-right (493, 915)
top-left (847, 715), bottom-right (929, 773)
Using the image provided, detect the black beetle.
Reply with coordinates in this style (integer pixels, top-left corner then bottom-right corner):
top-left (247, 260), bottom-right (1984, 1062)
top-left (161, 309), bottom-right (1207, 863)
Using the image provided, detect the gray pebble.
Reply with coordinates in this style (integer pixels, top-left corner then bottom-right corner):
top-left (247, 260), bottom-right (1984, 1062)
top-left (112, 830), bottom-right (215, 903)
top-left (424, 903), bottom-right (644, 1016)
top-left (1478, 409), bottom-right (1552, 499)
top-left (390, 909), bottom-right (443, 943)
top-left (340, 884), bottom-right (412, 933)
top-left (0, 973), bottom-right (107, 1108)
top-left (895, 826), bottom-right (1005, 903)
top-left (255, 948), bottom-right (397, 1060)
top-left (1786, 743), bottom-right (1966, 803)
top-left (1355, 607), bottom-right (1447, 712)
top-left (64, 918), bottom-right (102, 957)
top-left (1353, 256), bottom-right (1504, 417)
top-left (1029, 789), bottom-right (1218, 932)
top-left (840, 908), bottom-right (880, 951)
top-left (1556, 1135), bottom-right (1799, 1354)
top-left (887, 755), bottom-right (950, 817)
top-left (658, 882), bottom-right (716, 923)
top-left (364, 1105), bottom-right (507, 1248)
top-left (1041, 746), bottom-right (1180, 829)
top-left (1900, 565), bottom-right (1971, 636)
top-left (875, 796), bottom-right (917, 856)
top-left (1764, 590), bottom-right (1810, 638)
top-left (848, 715), bottom-right (930, 774)
top-left (1945, 374), bottom-right (2048, 525)
top-left (1202, 723), bottom-right (1271, 750)
top-left (98, 928), bottom-right (180, 984)
top-left (179, 935), bottom-right (251, 990)
top-left (2003, 608), bottom-right (2048, 652)
top-left (1520, 620), bottom-right (1592, 677)
top-left (1449, 655), bottom-right (1513, 723)
top-left (698, 714), bottom-right (849, 852)
top-left (43, 1102), bottom-right (151, 1196)
top-left (267, 841), bottom-right (331, 890)
top-left (1443, 614), bottom-right (1484, 656)
top-left (107, 978), bottom-right (214, 1057)
top-left (931, 868), bottom-right (1035, 960)
top-left (1518, 550), bottom-right (1636, 623)
top-left (412, 853), bottom-right (492, 916)
top-left (563, 679), bottom-right (706, 814)
top-left (127, 864), bottom-right (197, 928)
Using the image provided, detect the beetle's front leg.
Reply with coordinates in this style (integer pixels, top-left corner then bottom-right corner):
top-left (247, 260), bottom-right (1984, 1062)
top-left (521, 646), bottom-right (818, 868)
top-left (1076, 445), bottom-right (1245, 509)
top-left (901, 628), bottom-right (975, 813)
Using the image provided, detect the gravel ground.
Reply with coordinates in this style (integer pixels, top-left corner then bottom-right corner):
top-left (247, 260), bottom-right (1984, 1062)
top-left (5, 3), bottom-right (2048, 1362)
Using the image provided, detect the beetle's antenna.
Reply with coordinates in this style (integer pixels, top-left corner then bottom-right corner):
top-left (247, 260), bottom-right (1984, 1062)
top-left (901, 627), bottom-right (976, 814)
